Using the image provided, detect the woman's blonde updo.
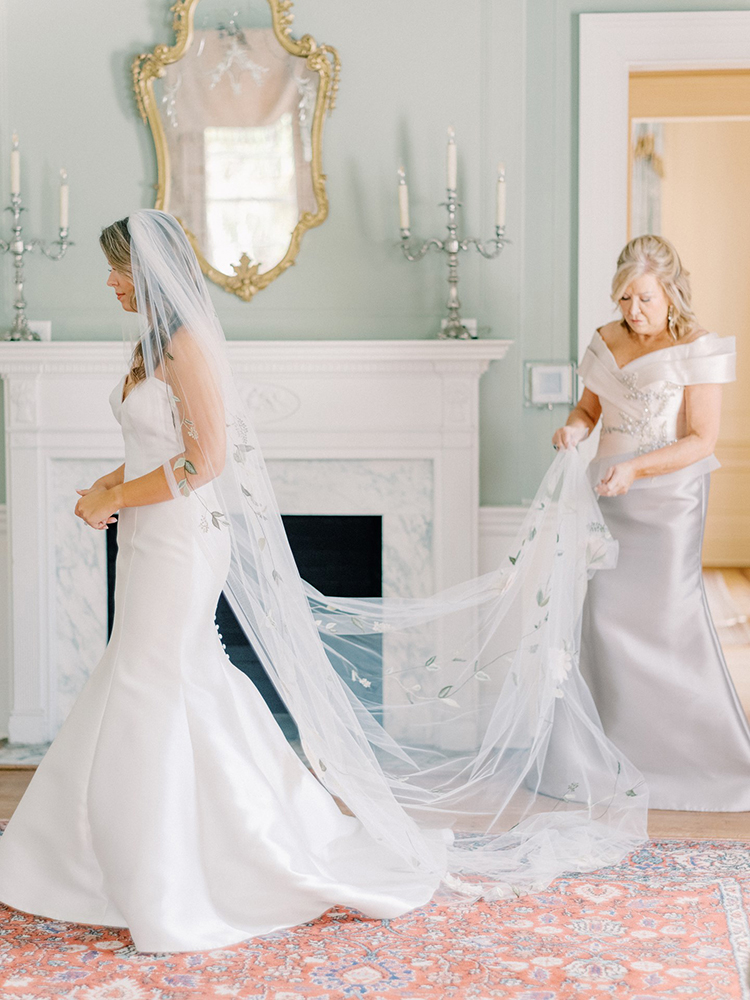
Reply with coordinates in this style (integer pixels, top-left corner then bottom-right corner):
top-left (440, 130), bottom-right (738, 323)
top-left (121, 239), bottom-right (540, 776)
top-left (611, 235), bottom-right (698, 340)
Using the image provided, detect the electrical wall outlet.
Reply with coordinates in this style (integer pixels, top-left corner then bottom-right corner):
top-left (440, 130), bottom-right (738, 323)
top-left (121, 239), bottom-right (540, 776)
top-left (524, 361), bottom-right (576, 408)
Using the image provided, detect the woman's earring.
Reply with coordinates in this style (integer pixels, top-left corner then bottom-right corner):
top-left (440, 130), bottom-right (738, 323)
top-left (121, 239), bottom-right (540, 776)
top-left (667, 305), bottom-right (677, 340)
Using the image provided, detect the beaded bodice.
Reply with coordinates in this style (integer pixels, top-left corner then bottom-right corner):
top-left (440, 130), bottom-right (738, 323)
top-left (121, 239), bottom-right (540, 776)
top-left (599, 372), bottom-right (683, 457)
top-left (579, 330), bottom-right (736, 463)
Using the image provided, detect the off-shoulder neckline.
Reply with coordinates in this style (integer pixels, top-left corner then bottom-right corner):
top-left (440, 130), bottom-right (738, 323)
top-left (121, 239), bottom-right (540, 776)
top-left (594, 329), bottom-right (716, 372)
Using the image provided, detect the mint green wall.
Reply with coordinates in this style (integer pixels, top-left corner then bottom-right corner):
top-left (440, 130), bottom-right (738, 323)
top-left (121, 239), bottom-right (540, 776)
top-left (1, 0), bottom-right (748, 506)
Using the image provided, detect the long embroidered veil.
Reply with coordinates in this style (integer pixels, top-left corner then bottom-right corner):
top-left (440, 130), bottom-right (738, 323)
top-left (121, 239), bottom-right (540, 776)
top-left (126, 208), bottom-right (647, 903)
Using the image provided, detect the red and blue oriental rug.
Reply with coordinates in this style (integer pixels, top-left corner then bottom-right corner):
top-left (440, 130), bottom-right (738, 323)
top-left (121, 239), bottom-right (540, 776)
top-left (0, 837), bottom-right (748, 999)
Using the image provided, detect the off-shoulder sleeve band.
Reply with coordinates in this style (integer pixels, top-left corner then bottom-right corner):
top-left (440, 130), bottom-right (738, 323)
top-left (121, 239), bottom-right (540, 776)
top-left (636, 339), bottom-right (736, 386)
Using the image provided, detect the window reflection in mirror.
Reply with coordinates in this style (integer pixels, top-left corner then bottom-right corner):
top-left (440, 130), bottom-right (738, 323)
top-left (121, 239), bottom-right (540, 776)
top-left (153, 0), bottom-right (319, 277)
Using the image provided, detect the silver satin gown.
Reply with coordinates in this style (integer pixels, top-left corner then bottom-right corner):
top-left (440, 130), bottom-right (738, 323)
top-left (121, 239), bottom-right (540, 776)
top-left (579, 330), bottom-right (750, 812)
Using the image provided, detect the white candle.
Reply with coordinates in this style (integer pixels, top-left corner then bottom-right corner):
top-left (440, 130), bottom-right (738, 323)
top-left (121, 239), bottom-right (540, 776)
top-left (59, 169), bottom-right (69, 230)
top-left (397, 167), bottom-right (410, 230)
top-left (10, 134), bottom-right (20, 196)
top-left (447, 126), bottom-right (457, 191)
top-left (496, 161), bottom-right (506, 229)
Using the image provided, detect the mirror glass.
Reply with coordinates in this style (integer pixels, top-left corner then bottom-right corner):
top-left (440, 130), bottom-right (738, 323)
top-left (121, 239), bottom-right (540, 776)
top-left (136, 0), bottom-right (337, 298)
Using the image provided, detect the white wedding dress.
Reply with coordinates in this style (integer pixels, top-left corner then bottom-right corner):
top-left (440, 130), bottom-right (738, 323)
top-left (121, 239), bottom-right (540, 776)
top-left (0, 373), bottom-right (443, 953)
top-left (0, 210), bottom-right (649, 954)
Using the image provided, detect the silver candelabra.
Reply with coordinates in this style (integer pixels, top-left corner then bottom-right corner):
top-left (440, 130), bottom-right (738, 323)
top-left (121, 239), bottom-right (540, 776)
top-left (399, 188), bottom-right (509, 340)
top-left (1, 192), bottom-right (72, 341)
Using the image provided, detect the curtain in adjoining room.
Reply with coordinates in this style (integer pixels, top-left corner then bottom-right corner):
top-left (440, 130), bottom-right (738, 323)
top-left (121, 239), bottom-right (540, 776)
top-left (631, 123), bottom-right (664, 237)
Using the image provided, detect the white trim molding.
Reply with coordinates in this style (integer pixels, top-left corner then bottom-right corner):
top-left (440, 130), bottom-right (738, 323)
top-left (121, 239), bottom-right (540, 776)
top-left (577, 11), bottom-right (750, 361)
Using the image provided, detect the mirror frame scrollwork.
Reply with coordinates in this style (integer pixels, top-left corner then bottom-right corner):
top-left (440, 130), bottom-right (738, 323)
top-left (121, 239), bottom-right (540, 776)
top-left (132, 0), bottom-right (340, 301)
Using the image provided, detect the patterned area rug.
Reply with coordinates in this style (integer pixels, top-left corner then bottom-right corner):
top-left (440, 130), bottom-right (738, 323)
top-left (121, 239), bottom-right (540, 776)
top-left (0, 839), bottom-right (748, 999)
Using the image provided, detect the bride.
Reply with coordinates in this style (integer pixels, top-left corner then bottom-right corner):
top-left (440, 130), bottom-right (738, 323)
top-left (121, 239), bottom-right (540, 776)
top-left (0, 210), bottom-right (646, 953)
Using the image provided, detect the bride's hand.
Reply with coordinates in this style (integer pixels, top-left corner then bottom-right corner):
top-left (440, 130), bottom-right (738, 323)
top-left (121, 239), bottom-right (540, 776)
top-left (75, 488), bottom-right (119, 529)
top-left (596, 461), bottom-right (637, 497)
top-left (77, 476), bottom-right (108, 495)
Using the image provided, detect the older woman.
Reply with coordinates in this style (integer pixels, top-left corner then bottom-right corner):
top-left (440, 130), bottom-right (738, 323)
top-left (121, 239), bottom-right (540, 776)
top-left (554, 235), bottom-right (750, 812)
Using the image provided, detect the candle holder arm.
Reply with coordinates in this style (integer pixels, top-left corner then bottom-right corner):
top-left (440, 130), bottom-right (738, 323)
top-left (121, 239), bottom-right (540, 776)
top-left (461, 231), bottom-right (512, 260)
top-left (399, 236), bottom-right (444, 262)
top-left (35, 234), bottom-right (74, 261)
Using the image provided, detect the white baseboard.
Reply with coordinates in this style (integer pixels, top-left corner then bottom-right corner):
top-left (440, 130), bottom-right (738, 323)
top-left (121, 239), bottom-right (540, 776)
top-left (0, 502), bottom-right (527, 743)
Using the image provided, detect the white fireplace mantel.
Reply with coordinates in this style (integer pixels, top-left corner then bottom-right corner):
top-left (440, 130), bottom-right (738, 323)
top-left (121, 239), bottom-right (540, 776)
top-left (0, 338), bottom-right (511, 744)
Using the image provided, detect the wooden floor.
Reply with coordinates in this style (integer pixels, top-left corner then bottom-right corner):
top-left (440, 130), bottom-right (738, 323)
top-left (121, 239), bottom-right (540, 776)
top-left (1, 571), bottom-right (750, 839)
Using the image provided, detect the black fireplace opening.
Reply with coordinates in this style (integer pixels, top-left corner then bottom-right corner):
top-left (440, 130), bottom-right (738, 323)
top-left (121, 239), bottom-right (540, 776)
top-left (107, 514), bottom-right (383, 740)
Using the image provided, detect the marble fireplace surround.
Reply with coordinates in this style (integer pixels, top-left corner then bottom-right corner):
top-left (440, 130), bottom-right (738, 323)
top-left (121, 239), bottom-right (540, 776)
top-left (0, 339), bottom-right (511, 744)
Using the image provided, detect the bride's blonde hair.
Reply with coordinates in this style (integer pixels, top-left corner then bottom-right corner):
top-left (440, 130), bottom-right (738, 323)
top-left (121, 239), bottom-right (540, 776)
top-left (611, 235), bottom-right (698, 340)
top-left (100, 217), bottom-right (171, 386)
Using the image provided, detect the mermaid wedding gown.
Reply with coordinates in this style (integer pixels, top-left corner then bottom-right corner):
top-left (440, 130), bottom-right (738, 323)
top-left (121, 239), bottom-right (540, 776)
top-left (579, 330), bottom-right (750, 811)
top-left (0, 373), bottom-right (443, 953)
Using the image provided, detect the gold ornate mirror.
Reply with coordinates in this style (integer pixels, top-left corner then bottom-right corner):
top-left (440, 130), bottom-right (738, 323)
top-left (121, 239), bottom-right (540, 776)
top-left (133, 0), bottom-right (339, 301)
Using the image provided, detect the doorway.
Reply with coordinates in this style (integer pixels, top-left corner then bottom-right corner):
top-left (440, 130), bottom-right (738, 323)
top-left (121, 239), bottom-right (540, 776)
top-left (628, 68), bottom-right (750, 717)
top-left (628, 69), bottom-right (750, 566)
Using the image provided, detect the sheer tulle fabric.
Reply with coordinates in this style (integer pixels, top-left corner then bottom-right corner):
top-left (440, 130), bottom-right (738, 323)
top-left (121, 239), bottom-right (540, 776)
top-left (127, 209), bottom-right (648, 903)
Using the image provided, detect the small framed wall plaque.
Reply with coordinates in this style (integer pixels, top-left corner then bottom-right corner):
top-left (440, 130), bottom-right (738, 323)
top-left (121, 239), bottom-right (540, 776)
top-left (524, 361), bottom-right (576, 409)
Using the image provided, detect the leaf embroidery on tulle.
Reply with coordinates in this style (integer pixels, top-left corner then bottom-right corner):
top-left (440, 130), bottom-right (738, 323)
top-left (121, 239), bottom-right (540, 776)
top-left (351, 668), bottom-right (372, 689)
top-left (233, 443), bottom-right (255, 463)
top-left (563, 782), bottom-right (580, 800)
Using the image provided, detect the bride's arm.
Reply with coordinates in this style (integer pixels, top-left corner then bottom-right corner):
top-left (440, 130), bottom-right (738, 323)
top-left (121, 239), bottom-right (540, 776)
top-left (113, 328), bottom-right (226, 509)
top-left (93, 465), bottom-right (125, 490)
top-left (596, 383), bottom-right (722, 495)
top-left (77, 464), bottom-right (125, 497)
top-left (77, 330), bottom-right (226, 526)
